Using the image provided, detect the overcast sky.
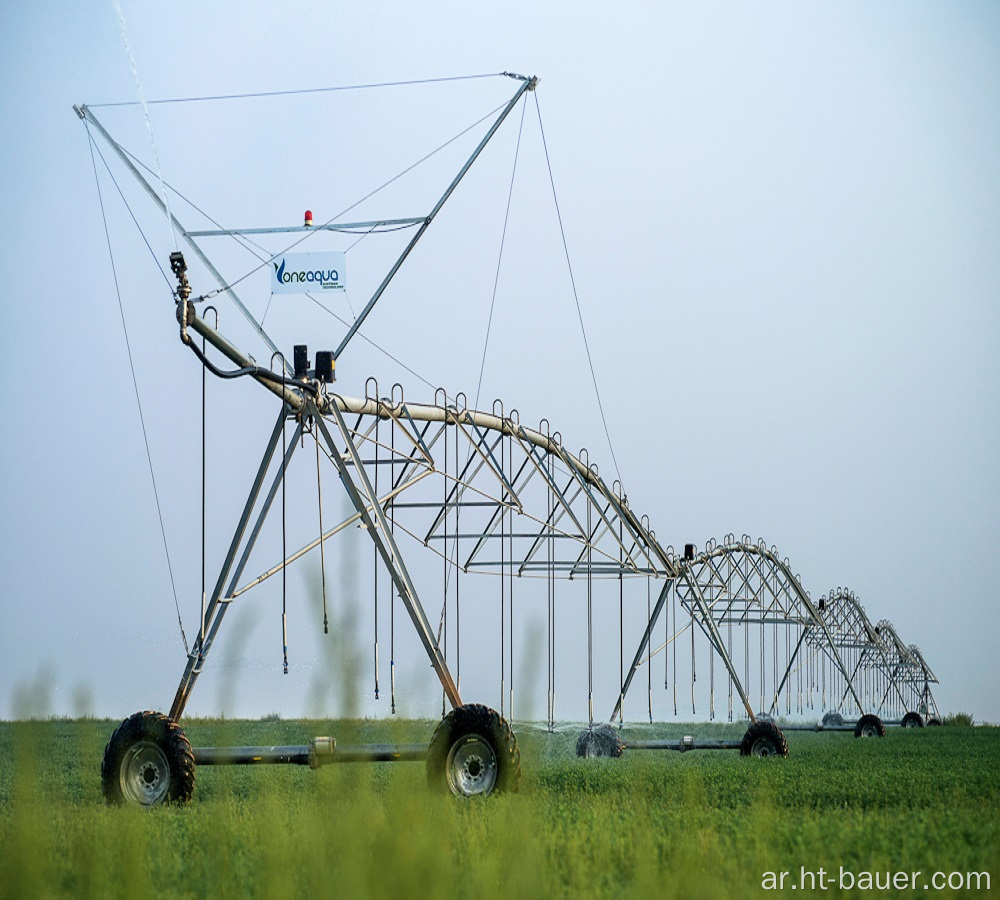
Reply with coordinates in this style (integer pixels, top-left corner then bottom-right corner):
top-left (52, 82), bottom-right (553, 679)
top-left (1, 2), bottom-right (998, 726)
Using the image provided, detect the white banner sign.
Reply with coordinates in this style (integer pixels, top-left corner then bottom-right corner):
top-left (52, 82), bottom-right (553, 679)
top-left (271, 251), bottom-right (346, 293)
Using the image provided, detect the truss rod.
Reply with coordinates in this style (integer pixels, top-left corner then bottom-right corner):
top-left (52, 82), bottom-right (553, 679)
top-left (315, 401), bottom-right (462, 709)
top-left (333, 76), bottom-right (537, 360)
top-left (186, 217), bottom-right (427, 237)
top-left (75, 104), bottom-right (285, 365)
top-left (168, 408), bottom-right (289, 720)
top-left (609, 580), bottom-right (672, 722)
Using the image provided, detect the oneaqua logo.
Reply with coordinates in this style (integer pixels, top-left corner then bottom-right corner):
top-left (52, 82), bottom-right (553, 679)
top-left (271, 252), bottom-right (345, 293)
top-left (273, 258), bottom-right (341, 287)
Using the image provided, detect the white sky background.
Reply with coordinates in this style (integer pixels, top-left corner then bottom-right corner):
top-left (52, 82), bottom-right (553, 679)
top-left (1, 2), bottom-right (998, 725)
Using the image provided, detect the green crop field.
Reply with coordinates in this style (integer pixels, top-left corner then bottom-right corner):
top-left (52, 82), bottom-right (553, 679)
top-left (1, 718), bottom-right (997, 898)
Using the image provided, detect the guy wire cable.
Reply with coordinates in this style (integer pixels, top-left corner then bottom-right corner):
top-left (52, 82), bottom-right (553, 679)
top-left (84, 119), bottom-right (188, 657)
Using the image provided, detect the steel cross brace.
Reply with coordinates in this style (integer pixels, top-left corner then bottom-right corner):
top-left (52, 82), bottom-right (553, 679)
top-left (608, 579), bottom-right (673, 723)
top-left (760, 558), bottom-right (865, 718)
top-left (768, 629), bottom-right (809, 716)
top-left (75, 104), bottom-right (285, 365)
top-left (313, 400), bottom-right (462, 709)
top-left (688, 544), bottom-right (865, 719)
top-left (333, 75), bottom-right (536, 360)
top-left (169, 407), bottom-right (300, 720)
top-left (609, 568), bottom-right (758, 724)
top-left (78, 74), bottom-right (536, 373)
top-left (765, 553), bottom-right (866, 716)
top-left (674, 571), bottom-right (758, 719)
top-left (169, 394), bottom-right (462, 719)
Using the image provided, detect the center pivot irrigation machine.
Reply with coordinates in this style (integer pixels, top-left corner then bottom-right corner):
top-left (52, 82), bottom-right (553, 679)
top-left (77, 73), bottom-right (939, 808)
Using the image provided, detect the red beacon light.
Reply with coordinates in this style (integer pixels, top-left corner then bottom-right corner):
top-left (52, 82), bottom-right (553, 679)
top-left (304, 210), bottom-right (313, 227)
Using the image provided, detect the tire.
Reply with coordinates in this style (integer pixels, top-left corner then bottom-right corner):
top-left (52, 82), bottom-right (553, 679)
top-left (926, 718), bottom-right (942, 727)
top-left (101, 710), bottom-right (195, 807)
top-left (740, 720), bottom-right (789, 758)
top-left (426, 704), bottom-right (520, 797)
top-left (575, 723), bottom-right (625, 759)
top-left (901, 711), bottom-right (924, 729)
top-left (854, 713), bottom-right (886, 739)
top-left (821, 711), bottom-right (845, 727)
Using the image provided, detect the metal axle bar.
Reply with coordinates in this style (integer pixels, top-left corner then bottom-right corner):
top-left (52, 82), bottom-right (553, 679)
top-left (624, 738), bottom-right (743, 752)
top-left (194, 740), bottom-right (428, 767)
top-left (778, 724), bottom-right (858, 733)
top-left (780, 719), bottom-right (904, 732)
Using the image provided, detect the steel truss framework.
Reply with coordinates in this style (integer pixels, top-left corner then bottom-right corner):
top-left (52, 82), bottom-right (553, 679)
top-left (615, 544), bottom-right (944, 727)
top-left (77, 76), bottom-right (939, 734)
top-left (614, 538), bottom-right (867, 725)
top-left (906, 646), bottom-right (941, 721)
top-left (807, 588), bottom-right (939, 722)
top-left (808, 589), bottom-right (903, 718)
top-left (875, 619), bottom-right (940, 721)
top-left (167, 336), bottom-right (681, 721)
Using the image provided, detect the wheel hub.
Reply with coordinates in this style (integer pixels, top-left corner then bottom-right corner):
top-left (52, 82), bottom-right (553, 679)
top-left (121, 740), bottom-right (171, 807)
top-left (446, 735), bottom-right (498, 797)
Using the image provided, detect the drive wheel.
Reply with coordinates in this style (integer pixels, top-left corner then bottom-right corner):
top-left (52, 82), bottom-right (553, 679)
top-left (901, 711), bottom-right (924, 728)
top-left (426, 704), bottom-right (520, 797)
top-left (854, 713), bottom-right (886, 739)
top-left (101, 710), bottom-right (195, 807)
top-left (740, 720), bottom-right (789, 758)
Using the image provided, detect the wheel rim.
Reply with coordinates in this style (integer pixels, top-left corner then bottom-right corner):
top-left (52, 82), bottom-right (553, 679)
top-left (120, 740), bottom-right (171, 807)
top-left (904, 719), bottom-right (917, 728)
top-left (861, 724), bottom-right (878, 738)
top-left (751, 738), bottom-right (777, 757)
top-left (446, 735), bottom-right (498, 796)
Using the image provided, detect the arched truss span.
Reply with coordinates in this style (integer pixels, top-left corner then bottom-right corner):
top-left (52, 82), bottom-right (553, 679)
top-left (169, 325), bottom-right (678, 720)
top-left (319, 390), bottom-right (676, 581)
top-left (874, 620), bottom-right (940, 720)
top-left (612, 537), bottom-right (864, 724)
top-left (808, 589), bottom-right (902, 717)
top-left (169, 306), bottom-right (948, 727)
top-left (801, 592), bottom-right (941, 721)
top-left (156, 311), bottom-right (948, 727)
top-left (905, 644), bottom-right (940, 720)
top-left (78, 83), bottom-right (942, 728)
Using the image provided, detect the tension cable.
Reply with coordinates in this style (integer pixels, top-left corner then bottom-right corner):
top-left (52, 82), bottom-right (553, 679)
top-left (85, 120), bottom-right (189, 656)
top-left (89, 73), bottom-right (508, 108)
top-left (472, 93), bottom-right (528, 413)
top-left (534, 93), bottom-right (622, 485)
top-left (205, 100), bottom-right (513, 299)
